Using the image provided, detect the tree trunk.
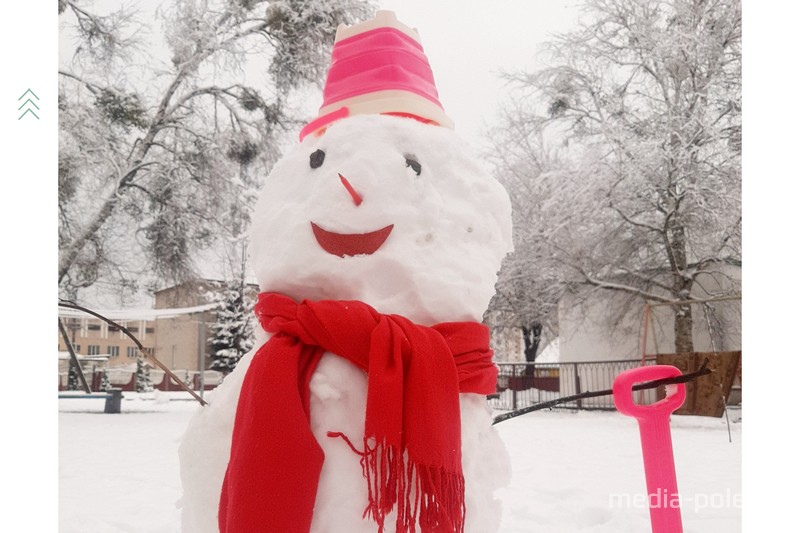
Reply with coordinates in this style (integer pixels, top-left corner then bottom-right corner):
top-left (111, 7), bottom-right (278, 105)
top-left (674, 303), bottom-right (694, 354)
top-left (521, 322), bottom-right (542, 363)
top-left (667, 216), bottom-right (695, 354)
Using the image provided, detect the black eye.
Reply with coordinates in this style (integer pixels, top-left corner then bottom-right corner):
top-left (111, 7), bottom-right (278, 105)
top-left (405, 155), bottom-right (421, 176)
top-left (310, 149), bottom-right (325, 169)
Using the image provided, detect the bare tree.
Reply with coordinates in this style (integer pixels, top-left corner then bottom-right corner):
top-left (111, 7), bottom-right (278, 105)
top-left (58, 0), bottom-right (374, 301)
top-left (489, 0), bottom-right (741, 353)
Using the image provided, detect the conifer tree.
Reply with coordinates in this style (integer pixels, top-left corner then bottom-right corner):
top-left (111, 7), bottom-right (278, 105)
top-left (208, 279), bottom-right (254, 374)
top-left (136, 357), bottom-right (154, 392)
top-left (67, 362), bottom-right (80, 391)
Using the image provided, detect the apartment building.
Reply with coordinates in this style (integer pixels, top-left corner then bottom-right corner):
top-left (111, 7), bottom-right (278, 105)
top-left (59, 278), bottom-right (259, 377)
top-left (57, 313), bottom-right (156, 370)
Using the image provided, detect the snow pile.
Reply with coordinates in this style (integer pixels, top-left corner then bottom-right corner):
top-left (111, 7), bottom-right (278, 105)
top-left (494, 410), bottom-right (742, 533)
top-left (58, 396), bottom-right (742, 532)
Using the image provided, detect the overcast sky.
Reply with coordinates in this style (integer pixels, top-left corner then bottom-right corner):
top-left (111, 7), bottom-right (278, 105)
top-left (376, 0), bottom-right (581, 150)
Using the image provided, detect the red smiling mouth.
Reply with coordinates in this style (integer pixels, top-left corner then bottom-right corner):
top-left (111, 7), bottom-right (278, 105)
top-left (311, 222), bottom-right (394, 257)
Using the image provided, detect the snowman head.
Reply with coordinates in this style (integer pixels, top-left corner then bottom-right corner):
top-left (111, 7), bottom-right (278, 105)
top-left (250, 114), bottom-right (512, 324)
top-left (249, 11), bottom-right (512, 324)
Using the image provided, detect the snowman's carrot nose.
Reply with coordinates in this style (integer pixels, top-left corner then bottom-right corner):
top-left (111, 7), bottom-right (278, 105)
top-left (338, 173), bottom-right (363, 206)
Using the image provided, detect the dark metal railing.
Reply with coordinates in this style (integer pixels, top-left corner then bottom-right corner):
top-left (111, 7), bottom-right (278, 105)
top-left (490, 359), bottom-right (655, 412)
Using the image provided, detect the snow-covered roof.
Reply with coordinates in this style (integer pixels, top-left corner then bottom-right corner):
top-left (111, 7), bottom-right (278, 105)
top-left (58, 352), bottom-right (109, 361)
top-left (58, 302), bottom-right (220, 321)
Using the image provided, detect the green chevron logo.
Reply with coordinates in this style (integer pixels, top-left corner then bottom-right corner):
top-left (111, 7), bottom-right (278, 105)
top-left (18, 88), bottom-right (40, 120)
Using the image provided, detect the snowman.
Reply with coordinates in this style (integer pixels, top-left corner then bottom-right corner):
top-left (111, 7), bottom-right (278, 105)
top-left (179, 11), bottom-right (513, 533)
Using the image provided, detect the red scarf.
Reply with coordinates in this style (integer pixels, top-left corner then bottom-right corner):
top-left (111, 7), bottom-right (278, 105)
top-left (218, 293), bottom-right (498, 533)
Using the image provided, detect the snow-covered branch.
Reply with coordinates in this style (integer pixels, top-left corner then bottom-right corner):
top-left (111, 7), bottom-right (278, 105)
top-left (58, 0), bottom-right (375, 297)
top-left (488, 0), bottom-right (741, 354)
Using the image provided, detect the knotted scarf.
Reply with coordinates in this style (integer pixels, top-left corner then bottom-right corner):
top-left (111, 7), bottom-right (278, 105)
top-left (219, 292), bottom-right (498, 533)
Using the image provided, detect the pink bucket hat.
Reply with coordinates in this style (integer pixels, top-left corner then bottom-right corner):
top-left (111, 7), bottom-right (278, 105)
top-left (299, 10), bottom-right (454, 141)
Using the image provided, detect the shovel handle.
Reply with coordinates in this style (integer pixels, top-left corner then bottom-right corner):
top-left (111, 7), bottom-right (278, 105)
top-left (613, 365), bottom-right (686, 533)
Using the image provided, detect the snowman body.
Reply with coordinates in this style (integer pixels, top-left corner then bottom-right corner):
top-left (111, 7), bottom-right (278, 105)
top-left (179, 115), bottom-right (513, 532)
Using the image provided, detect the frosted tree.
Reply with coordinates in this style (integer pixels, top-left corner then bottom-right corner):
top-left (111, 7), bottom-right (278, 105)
top-left (208, 275), bottom-right (255, 375)
top-left (136, 357), bottom-right (154, 392)
top-left (490, 0), bottom-right (741, 353)
top-left (67, 362), bottom-right (81, 391)
top-left (58, 0), bottom-right (375, 300)
top-left (100, 368), bottom-right (111, 391)
top-left (487, 131), bottom-right (564, 361)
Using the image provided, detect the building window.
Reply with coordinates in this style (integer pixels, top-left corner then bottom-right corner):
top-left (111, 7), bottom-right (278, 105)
top-left (127, 346), bottom-right (138, 358)
top-left (88, 324), bottom-right (101, 331)
top-left (127, 326), bottom-right (139, 333)
top-left (108, 346), bottom-right (120, 357)
top-left (109, 325), bottom-right (120, 332)
top-left (145, 327), bottom-right (155, 334)
top-left (87, 345), bottom-right (100, 355)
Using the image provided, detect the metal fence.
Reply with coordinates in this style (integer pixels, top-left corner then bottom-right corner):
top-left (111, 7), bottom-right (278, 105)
top-left (490, 359), bottom-right (656, 412)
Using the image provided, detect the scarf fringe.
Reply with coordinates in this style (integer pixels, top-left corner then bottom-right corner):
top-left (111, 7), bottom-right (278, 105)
top-left (328, 432), bottom-right (466, 533)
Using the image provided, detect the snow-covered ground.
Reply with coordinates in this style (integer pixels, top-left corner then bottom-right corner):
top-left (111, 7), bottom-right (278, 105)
top-left (59, 391), bottom-right (741, 532)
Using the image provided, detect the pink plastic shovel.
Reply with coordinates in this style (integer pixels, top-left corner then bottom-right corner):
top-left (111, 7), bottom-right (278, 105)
top-left (613, 365), bottom-right (687, 533)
